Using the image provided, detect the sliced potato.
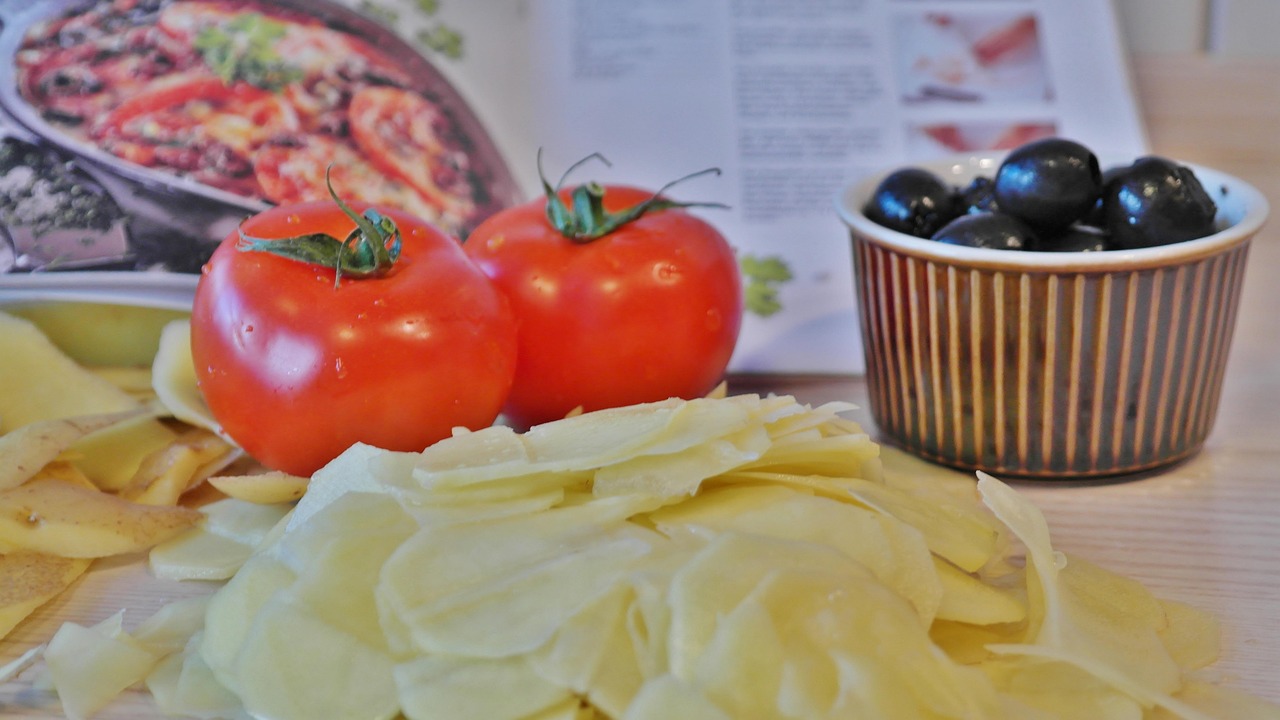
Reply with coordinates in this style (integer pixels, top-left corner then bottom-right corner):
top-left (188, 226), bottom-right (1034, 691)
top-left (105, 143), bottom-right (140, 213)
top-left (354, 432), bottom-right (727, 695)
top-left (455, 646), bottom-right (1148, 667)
top-left (200, 554), bottom-right (298, 689)
top-left (124, 429), bottom-right (241, 506)
top-left (146, 636), bottom-right (246, 720)
top-left (527, 582), bottom-right (641, 715)
top-left (0, 477), bottom-right (201, 558)
top-left (150, 320), bottom-right (227, 440)
top-left (394, 654), bottom-right (572, 720)
top-left (623, 675), bottom-right (732, 720)
top-left (1157, 599), bottom-right (1220, 672)
top-left (933, 556), bottom-right (1027, 626)
top-left (390, 525), bottom-right (655, 657)
top-left (44, 617), bottom-right (161, 720)
top-left (651, 485), bottom-right (943, 623)
top-left (208, 471), bottom-right (308, 505)
top-left (230, 597), bottom-right (399, 720)
top-left (132, 596), bottom-right (213, 656)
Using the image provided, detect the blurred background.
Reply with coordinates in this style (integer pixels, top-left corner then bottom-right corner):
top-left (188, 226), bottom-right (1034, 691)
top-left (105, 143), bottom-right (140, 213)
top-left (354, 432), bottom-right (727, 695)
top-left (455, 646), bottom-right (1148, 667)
top-left (1116, 0), bottom-right (1279, 55)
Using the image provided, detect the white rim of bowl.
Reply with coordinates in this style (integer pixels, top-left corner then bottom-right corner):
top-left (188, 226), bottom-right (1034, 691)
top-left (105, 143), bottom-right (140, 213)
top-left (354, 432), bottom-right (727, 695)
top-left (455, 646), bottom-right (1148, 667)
top-left (837, 155), bottom-right (1270, 272)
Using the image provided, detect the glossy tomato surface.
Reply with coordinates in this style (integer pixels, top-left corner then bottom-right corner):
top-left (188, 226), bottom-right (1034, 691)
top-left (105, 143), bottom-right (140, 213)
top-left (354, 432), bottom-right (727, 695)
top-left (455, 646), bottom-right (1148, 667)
top-left (191, 201), bottom-right (517, 476)
top-left (465, 185), bottom-right (742, 428)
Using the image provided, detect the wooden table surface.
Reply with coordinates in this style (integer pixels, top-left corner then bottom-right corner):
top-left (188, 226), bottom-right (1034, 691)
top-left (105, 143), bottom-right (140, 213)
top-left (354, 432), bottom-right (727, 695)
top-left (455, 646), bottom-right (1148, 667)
top-left (2, 54), bottom-right (1279, 717)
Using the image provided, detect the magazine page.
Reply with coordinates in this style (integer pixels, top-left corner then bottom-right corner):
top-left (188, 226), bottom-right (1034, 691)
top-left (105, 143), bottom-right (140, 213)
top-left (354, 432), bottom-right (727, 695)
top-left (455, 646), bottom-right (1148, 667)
top-left (0, 0), bottom-right (1145, 375)
top-left (523, 0), bottom-right (1147, 374)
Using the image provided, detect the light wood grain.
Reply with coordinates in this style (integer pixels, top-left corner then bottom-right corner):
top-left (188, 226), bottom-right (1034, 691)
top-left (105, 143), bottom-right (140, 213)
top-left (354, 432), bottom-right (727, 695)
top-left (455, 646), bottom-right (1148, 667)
top-left (2, 54), bottom-right (1279, 717)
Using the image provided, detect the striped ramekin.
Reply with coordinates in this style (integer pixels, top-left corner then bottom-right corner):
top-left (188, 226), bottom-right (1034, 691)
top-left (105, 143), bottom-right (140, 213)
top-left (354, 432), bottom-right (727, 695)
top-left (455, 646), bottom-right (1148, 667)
top-left (838, 154), bottom-right (1268, 478)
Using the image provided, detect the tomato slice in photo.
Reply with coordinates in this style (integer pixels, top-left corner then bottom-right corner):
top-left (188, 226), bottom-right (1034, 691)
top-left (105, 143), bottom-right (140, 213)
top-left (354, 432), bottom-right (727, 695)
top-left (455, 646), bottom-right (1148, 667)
top-left (92, 73), bottom-right (262, 137)
top-left (348, 86), bottom-right (476, 223)
top-left (253, 136), bottom-right (444, 222)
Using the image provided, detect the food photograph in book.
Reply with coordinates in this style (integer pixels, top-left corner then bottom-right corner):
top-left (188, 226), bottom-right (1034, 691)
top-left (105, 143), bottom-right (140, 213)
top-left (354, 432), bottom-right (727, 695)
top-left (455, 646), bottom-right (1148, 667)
top-left (0, 0), bottom-right (520, 275)
top-left (892, 10), bottom-right (1053, 105)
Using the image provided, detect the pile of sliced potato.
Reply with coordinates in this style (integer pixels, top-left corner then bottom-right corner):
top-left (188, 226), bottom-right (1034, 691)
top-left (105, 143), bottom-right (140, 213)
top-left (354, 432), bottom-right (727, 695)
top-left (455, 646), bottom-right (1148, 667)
top-left (18, 389), bottom-right (1279, 719)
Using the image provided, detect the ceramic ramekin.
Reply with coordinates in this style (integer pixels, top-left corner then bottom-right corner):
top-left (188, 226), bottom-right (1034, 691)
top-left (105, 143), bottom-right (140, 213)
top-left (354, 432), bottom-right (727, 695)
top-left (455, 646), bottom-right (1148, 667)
top-left (838, 154), bottom-right (1268, 478)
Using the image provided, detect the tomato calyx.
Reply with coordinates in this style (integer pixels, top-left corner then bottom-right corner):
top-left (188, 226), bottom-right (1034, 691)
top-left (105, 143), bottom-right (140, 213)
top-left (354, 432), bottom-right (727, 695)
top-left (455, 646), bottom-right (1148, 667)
top-left (237, 168), bottom-right (402, 287)
top-left (540, 151), bottom-right (728, 243)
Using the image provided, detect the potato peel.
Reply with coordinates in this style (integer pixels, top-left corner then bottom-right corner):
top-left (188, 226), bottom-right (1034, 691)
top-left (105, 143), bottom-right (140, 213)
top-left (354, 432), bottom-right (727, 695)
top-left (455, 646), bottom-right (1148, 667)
top-left (0, 478), bottom-right (202, 558)
top-left (0, 408), bottom-right (148, 492)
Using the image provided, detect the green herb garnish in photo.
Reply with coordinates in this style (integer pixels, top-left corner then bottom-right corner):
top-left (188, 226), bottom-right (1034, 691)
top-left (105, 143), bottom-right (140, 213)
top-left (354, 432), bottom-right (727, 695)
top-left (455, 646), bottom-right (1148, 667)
top-left (195, 13), bottom-right (303, 91)
top-left (740, 254), bottom-right (793, 318)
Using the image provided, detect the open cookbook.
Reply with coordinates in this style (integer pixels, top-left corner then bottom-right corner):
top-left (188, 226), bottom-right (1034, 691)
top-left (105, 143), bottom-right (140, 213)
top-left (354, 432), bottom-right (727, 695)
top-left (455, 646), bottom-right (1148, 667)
top-left (0, 0), bottom-right (1146, 374)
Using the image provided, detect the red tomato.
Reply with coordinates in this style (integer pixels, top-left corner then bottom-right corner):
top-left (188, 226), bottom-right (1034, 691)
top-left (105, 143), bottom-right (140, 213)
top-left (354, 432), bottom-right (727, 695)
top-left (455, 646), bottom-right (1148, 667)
top-left (464, 183), bottom-right (742, 428)
top-left (191, 200), bottom-right (518, 476)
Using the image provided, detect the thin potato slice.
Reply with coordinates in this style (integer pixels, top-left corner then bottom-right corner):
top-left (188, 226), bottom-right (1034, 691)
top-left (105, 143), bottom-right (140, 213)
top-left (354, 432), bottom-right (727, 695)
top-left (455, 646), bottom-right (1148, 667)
top-left (0, 409), bottom-right (147, 491)
top-left (0, 477), bottom-right (201, 558)
top-left (1157, 599), bottom-right (1221, 672)
top-left (132, 596), bottom-right (213, 656)
top-left (149, 499), bottom-right (294, 582)
top-left (379, 497), bottom-right (659, 631)
top-left (978, 473), bottom-right (1186, 706)
top-left (527, 583), bottom-right (641, 711)
top-left (149, 531), bottom-right (262, 582)
top-left (44, 617), bottom-right (161, 720)
top-left (124, 429), bottom-right (241, 506)
top-left (933, 556), bottom-right (1027, 626)
top-left (231, 597), bottom-right (399, 720)
top-left (0, 552), bottom-right (91, 640)
top-left (392, 528), bottom-right (655, 657)
top-left (199, 555), bottom-right (298, 691)
top-left (745, 471), bottom-right (1000, 573)
top-left (394, 654), bottom-right (572, 720)
top-left (278, 494), bottom-right (417, 652)
top-left (146, 634), bottom-right (247, 720)
top-left (286, 443), bottom-right (416, 531)
top-left (150, 320), bottom-right (228, 440)
top-left (0, 311), bottom-right (141, 432)
top-left (591, 425), bottom-right (770, 500)
top-left (651, 485), bottom-right (943, 623)
top-left (623, 676), bottom-right (733, 720)
top-left (208, 471), bottom-right (308, 505)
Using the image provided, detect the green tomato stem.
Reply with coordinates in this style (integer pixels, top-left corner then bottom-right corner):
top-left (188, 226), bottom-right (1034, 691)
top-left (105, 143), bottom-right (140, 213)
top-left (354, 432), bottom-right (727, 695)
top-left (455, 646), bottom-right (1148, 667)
top-left (539, 150), bottom-right (728, 243)
top-left (237, 167), bottom-right (402, 287)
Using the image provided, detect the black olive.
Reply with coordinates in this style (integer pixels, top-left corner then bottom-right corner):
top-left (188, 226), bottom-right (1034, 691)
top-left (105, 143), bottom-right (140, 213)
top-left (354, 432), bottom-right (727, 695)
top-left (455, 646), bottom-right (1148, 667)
top-left (1032, 224), bottom-right (1112, 252)
top-left (863, 168), bottom-right (958, 238)
top-left (1082, 165), bottom-right (1129, 227)
top-left (931, 212), bottom-right (1037, 250)
top-left (993, 138), bottom-right (1102, 233)
top-left (1101, 156), bottom-right (1217, 249)
top-left (956, 175), bottom-right (999, 215)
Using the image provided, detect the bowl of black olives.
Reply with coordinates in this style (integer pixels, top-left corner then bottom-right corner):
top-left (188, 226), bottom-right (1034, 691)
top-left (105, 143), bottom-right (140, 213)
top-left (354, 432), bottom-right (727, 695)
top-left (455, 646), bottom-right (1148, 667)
top-left (837, 138), bottom-right (1268, 478)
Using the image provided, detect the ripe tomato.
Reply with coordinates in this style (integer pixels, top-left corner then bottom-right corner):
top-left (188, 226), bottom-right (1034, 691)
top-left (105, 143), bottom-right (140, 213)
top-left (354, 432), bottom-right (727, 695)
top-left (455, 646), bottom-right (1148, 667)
top-left (464, 172), bottom-right (742, 428)
top-left (191, 199), bottom-right (518, 476)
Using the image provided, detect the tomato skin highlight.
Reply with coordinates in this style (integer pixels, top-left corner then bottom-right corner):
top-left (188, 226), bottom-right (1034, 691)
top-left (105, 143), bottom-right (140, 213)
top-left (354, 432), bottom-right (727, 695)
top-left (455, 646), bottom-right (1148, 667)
top-left (191, 201), bottom-right (518, 476)
top-left (465, 185), bottom-right (742, 429)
